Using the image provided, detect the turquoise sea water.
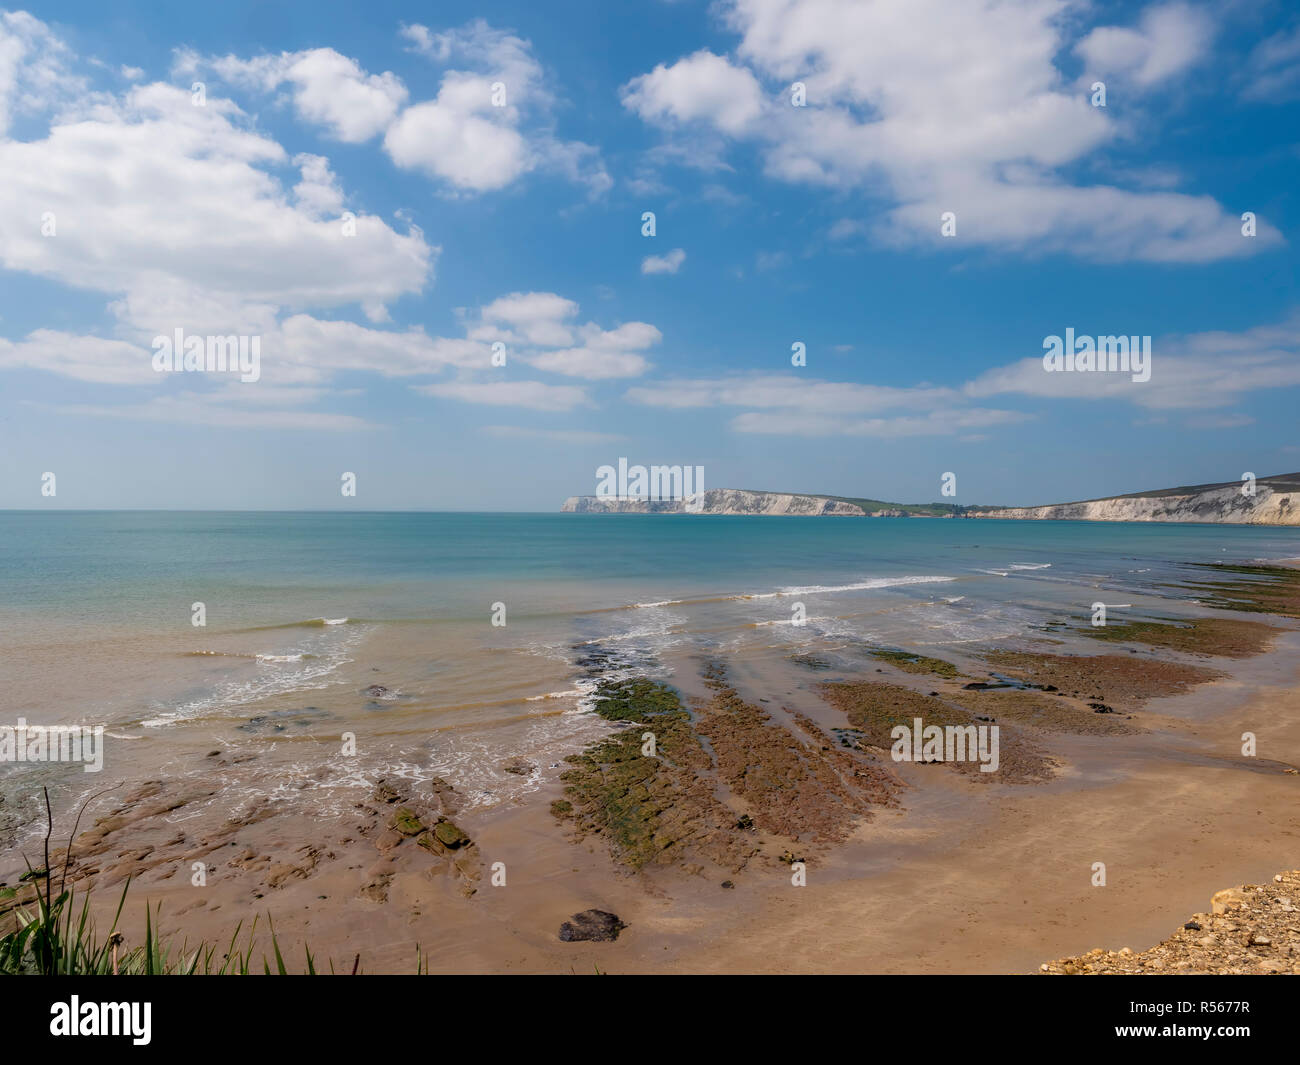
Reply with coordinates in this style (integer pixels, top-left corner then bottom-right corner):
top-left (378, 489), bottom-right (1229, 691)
top-left (1, 511), bottom-right (1298, 838)
top-left (5, 510), bottom-right (1300, 628)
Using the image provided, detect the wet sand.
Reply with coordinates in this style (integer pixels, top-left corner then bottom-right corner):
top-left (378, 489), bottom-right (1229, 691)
top-left (4, 567), bottom-right (1299, 974)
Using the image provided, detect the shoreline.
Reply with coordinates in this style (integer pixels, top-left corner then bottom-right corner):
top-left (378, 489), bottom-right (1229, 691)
top-left (3, 563), bottom-right (1300, 974)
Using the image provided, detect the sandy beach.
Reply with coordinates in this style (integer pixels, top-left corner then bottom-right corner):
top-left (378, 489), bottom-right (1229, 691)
top-left (5, 559), bottom-right (1297, 975)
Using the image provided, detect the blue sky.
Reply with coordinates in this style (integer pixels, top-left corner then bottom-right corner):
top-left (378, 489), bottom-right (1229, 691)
top-left (1, 0), bottom-right (1298, 510)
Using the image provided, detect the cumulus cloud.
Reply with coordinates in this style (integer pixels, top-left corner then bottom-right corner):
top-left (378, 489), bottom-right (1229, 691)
top-left (0, 79), bottom-right (431, 339)
top-left (465, 292), bottom-right (660, 379)
top-left (211, 47), bottom-right (408, 142)
top-left (621, 50), bottom-right (765, 134)
top-left (196, 19), bottom-right (609, 196)
top-left (621, 0), bottom-right (1274, 262)
top-left (0, 15), bottom-right (636, 427)
top-left (390, 19), bottom-right (609, 194)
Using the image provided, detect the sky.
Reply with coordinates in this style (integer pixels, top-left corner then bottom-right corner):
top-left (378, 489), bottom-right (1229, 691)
top-left (0, 0), bottom-right (1297, 510)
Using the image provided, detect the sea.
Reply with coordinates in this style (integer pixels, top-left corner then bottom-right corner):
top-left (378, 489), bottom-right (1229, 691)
top-left (2, 511), bottom-right (1298, 847)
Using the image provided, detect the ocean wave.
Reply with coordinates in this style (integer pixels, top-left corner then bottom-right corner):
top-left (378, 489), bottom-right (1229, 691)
top-left (235, 616), bottom-right (358, 633)
top-left (141, 624), bottom-right (367, 728)
top-left (632, 574), bottom-right (955, 607)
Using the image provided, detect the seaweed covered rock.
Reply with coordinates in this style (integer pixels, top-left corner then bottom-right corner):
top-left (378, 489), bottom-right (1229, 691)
top-left (558, 909), bottom-right (626, 943)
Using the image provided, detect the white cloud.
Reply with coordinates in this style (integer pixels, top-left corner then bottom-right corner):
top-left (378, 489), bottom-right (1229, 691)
top-left (1075, 2), bottom-right (1214, 88)
top-left (389, 19), bottom-right (609, 194)
top-left (474, 291), bottom-right (579, 346)
top-left (0, 11), bottom-right (88, 135)
top-left (641, 248), bottom-right (686, 274)
top-left (0, 80), bottom-right (432, 338)
top-left (0, 330), bottom-right (156, 384)
top-left (212, 47), bottom-right (408, 142)
top-left (384, 93), bottom-right (530, 191)
top-left (622, 0), bottom-right (1274, 262)
top-left (965, 314), bottom-right (1300, 409)
top-left (469, 294), bottom-right (660, 378)
top-left (621, 50), bottom-right (765, 134)
top-left (626, 373), bottom-right (1028, 436)
top-left (527, 321), bottom-right (661, 379)
top-left (199, 20), bottom-right (608, 196)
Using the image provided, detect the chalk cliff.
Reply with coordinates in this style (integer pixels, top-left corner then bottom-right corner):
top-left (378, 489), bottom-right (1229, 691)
top-left (560, 474), bottom-right (1300, 524)
top-left (561, 489), bottom-right (865, 515)
top-left (966, 473), bottom-right (1300, 526)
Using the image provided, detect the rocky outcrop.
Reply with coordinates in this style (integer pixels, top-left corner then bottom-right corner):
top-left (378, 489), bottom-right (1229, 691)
top-left (967, 473), bottom-right (1300, 526)
top-left (561, 489), bottom-right (865, 515)
top-left (1041, 871), bottom-right (1300, 974)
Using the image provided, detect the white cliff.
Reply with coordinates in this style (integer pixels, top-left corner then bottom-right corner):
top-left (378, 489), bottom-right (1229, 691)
top-left (561, 489), bottom-right (865, 515)
top-left (966, 474), bottom-right (1300, 526)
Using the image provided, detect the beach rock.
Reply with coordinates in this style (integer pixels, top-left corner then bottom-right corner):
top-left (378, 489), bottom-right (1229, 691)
top-left (501, 757), bottom-right (536, 776)
top-left (1043, 871), bottom-right (1300, 975)
top-left (1212, 888), bottom-right (1247, 914)
top-left (372, 781), bottom-right (401, 805)
top-left (558, 909), bottom-right (626, 943)
top-left (375, 830), bottom-right (404, 853)
top-left (364, 684), bottom-right (390, 697)
top-left (391, 808), bottom-right (425, 836)
top-left (429, 777), bottom-right (463, 816)
top-left (433, 820), bottom-right (471, 849)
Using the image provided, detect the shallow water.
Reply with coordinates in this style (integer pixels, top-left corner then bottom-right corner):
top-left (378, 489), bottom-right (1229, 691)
top-left (2, 511), bottom-right (1298, 839)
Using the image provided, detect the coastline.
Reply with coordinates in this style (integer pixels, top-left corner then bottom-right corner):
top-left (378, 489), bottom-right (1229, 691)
top-left (4, 559), bottom-right (1298, 974)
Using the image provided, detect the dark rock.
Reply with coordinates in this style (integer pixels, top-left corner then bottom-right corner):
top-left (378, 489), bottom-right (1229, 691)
top-left (501, 757), bottom-right (536, 776)
top-left (372, 781), bottom-right (401, 805)
top-left (1088, 702), bottom-right (1116, 714)
top-left (1184, 920), bottom-right (1202, 931)
top-left (559, 909), bottom-right (626, 943)
top-left (721, 880), bottom-right (735, 889)
top-left (364, 684), bottom-right (391, 698)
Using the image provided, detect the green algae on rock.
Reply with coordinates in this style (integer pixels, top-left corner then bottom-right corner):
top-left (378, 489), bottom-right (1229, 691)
top-left (557, 677), bottom-right (751, 871)
top-left (1079, 616), bottom-right (1281, 658)
top-left (868, 649), bottom-right (964, 678)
